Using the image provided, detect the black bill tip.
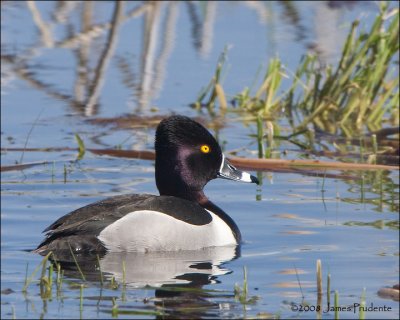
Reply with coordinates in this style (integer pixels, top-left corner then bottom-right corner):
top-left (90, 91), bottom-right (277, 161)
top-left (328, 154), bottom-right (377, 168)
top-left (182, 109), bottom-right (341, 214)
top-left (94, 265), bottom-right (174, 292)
top-left (218, 155), bottom-right (259, 185)
top-left (250, 174), bottom-right (260, 185)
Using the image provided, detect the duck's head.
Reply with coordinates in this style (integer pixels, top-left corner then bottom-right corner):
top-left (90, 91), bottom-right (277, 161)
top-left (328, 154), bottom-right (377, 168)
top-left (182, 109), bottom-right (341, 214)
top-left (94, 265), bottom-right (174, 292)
top-left (155, 115), bottom-right (258, 202)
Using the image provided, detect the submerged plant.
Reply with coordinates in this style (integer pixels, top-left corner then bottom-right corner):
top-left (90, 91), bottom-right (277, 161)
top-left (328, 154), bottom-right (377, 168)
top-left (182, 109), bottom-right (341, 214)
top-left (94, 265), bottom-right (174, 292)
top-left (22, 252), bottom-right (52, 294)
top-left (234, 266), bottom-right (259, 306)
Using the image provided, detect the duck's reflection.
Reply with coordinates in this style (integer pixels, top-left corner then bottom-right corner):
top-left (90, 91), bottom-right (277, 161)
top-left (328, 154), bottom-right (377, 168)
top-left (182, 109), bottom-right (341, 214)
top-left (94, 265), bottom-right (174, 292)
top-left (52, 246), bottom-right (239, 317)
top-left (52, 245), bottom-right (239, 288)
top-left (49, 246), bottom-right (239, 318)
top-left (100, 246), bottom-right (238, 288)
top-left (107, 246), bottom-right (239, 318)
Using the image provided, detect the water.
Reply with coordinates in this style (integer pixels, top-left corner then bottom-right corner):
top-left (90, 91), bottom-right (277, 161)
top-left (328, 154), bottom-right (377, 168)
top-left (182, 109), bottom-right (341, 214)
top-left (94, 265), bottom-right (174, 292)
top-left (1, 1), bottom-right (399, 319)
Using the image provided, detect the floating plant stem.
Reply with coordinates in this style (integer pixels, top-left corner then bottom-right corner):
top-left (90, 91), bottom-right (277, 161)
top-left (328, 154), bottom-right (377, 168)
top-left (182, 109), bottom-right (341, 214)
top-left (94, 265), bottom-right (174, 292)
top-left (316, 259), bottom-right (323, 316)
top-left (334, 290), bottom-right (339, 320)
top-left (63, 164), bottom-right (67, 183)
top-left (56, 263), bottom-right (63, 297)
top-left (110, 276), bottom-right (119, 290)
top-left (75, 134), bottom-right (86, 160)
top-left (371, 134), bottom-right (378, 164)
top-left (265, 120), bottom-right (274, 158)
top-left (112, 297), bottom-right (119, 317)
top-left (68, 243), bottom-right (86, 281)
top-left (316, 259), bottom-right (323, 297)
top-left (359, 288), bottom-right (366, 320)
top-left (263, 58), bottom-right (282, 115)
top-left (121, 260), bottom-right (127, 301)
top-left (215, 83), bottom-right (228, 110)
top-left (96, 254), bottom-right (104, 286)
top-left (327, 273), bottom-right (331, 308)
top-left (360, 172), bottom-right (365, 203)
top-left (233, 266), bottom-right (258, 305)
top-left (20, 107), bottom-right (45, 164)
top-left (321, 171), bottom-right (327, 193)
top-left (51, 161), bottom-right (55, 183)
top-left (22, 252), bottom-right (52, 293)
top-left (243, 266), bottom-right (248, 299)
top-left (48, 263), bottom-right (53, 288)
top-left (204, 47), bottom-right (229, 110)
top-left (39, 254), bottom-right (52, 299)
top-left (257, 115), bottom-right (264, 159)
top-left (24, 262), bottom-right (29, 292)
top-left (80, 284), bottom-right (84, 317)
top-left (294, 264), bottom-right (305, 300)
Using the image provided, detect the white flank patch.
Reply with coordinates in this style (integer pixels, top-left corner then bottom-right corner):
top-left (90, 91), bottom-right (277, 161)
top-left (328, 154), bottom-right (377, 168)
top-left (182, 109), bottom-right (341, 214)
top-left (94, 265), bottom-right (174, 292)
top-left (98, 209), bottom-right (236, 252)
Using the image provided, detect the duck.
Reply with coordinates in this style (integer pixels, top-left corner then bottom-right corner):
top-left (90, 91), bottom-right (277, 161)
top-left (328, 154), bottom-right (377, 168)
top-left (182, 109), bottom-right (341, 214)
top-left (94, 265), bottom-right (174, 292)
top-left (35, 115), bottom-right (259, 255)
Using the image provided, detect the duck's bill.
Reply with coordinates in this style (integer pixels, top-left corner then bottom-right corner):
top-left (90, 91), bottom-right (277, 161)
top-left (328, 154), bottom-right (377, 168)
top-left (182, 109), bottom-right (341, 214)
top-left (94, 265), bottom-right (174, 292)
top-left (218, 155), bottom-right (259, 185)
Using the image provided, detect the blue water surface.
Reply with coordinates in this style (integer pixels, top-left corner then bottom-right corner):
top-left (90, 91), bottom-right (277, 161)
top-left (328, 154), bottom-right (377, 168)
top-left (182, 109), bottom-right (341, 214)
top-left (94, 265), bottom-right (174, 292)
top-left (1, 1), bottom-right (399, 319)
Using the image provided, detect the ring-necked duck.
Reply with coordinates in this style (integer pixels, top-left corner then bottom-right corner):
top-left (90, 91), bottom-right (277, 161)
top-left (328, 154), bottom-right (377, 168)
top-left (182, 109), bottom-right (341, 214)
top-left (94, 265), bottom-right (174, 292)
top-left (35, 115), bottom-right (258, 254)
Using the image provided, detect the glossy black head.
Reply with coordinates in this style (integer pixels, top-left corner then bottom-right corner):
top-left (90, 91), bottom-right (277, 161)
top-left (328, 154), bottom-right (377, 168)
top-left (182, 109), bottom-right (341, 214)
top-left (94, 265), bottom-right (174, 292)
top-left (155, 115), bottom-right (258, 202)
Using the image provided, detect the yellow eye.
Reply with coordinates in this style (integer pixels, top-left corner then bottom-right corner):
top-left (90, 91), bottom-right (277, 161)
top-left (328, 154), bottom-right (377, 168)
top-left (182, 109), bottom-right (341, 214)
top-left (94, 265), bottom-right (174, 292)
top-left (200, 144), bottom-right (211, 154)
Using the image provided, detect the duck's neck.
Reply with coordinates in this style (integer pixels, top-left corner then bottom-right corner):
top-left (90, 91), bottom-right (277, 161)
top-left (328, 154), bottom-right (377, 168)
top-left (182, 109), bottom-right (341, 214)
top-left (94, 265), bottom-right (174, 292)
top-left (157, 180), bottom-right (207, 204)
top-left (199, 197), bottom-right (242, 244)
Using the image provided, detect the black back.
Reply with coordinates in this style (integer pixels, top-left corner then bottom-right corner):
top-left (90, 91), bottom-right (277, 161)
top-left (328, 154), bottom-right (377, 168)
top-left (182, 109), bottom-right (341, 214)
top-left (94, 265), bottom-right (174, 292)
top-left (36, 194), bottom-right (213, 254)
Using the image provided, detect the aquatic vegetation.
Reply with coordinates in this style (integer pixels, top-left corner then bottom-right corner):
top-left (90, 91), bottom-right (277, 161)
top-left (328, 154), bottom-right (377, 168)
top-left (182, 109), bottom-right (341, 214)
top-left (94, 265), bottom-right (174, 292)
top-left (195, 3), bottom-right (399, 163)
top-left (287, 3), bottom-right (399, 134)
top-left (23, 256), bottom-right (357, 319)
top-left (74, 134), bottom-right (86, 160)
top-left (20, 255), bottom-right (383, 319)
top-left (234, 266), bottom-right (260, 305)
top-left (334, 290), bottom-right (339, 320)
